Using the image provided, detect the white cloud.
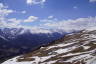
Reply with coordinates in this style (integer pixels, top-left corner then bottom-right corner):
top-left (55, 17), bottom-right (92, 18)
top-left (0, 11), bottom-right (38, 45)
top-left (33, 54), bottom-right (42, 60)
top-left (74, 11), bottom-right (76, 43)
top-left (26, 0), bottom-right (46, 5)
top-left (1, 3), bottom-right (96, 34)
top-left (0, 18), bottom-right (21, 28)
top-left (0, 9), bottom-right (14, 16)
top-left (73, 6), bottom-right (78, 9)
top-left (40, 16), bottom-right (57, 23)
top-left (0, 3), bottom-right (15, 28)
top-left (42, 17), bottom-right (96, 32)
top-left (8, 18), bottom-right (21, 25)
top-left (0, 3), bottom-right (23, 28)
top-left (1, 15), bottom-right (38, 28)
top-left (0, 3), bottom-right (52, 33)
top-left (48, 16), bottom-right (54, 19)
top-left (24, 16), bottom-right (38, 22)
top-left (0, 3), bottom-right (37, 26)
top-left (27, 0), bottom-right (33, 5)
top-left (0, 3), bottom-right (14, 17)
top-left (29, 26), bottom-right (52, 33)
top-left (89, 0), bottom-right (96, 2)
top-left (0, 20), bottom-right (6, 28)
top-left (0, 3), bottom-right (7, 9)
top-left (21, 10), bottom-right (26, 14)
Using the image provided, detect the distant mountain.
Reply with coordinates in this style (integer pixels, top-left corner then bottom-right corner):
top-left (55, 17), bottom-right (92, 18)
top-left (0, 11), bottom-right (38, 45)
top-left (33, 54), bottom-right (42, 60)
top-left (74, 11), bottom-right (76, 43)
top-left (3, 29), bottom-right (96, 64)
top-left (0, 28), bottom-right (65, 63)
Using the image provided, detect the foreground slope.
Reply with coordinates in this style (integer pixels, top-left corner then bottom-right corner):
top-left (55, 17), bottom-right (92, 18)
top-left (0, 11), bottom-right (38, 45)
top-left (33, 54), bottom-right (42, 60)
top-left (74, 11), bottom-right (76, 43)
top-left (2, 29), bottom-right (96, 64)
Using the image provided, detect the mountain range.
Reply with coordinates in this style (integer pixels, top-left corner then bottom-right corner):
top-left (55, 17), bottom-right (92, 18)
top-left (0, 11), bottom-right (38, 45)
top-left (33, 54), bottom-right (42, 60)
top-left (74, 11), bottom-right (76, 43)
top-left (0, 28), bottom-right (64, 63)
top-left (2, 29), bottom-right (96, 64)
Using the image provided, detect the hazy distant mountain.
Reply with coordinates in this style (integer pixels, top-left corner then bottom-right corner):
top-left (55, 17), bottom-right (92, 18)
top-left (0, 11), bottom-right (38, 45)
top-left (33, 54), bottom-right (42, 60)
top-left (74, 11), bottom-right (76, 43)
top-left (0, 28), bottom-right (64, 63)
top-left (3, 29), bottom-right (96, 64)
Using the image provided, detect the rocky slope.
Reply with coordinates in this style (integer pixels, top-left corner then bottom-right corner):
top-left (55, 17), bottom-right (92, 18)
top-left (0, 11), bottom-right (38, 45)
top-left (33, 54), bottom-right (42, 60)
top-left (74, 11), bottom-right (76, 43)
top-left (2, 29), bottom-right (96, 64)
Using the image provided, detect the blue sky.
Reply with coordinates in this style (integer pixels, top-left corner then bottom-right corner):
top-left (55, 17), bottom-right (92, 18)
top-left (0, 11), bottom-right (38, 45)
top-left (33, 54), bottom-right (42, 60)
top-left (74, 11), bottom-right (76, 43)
top-left (0, 0), bottom-right (96, 32)
top-left (2, 0), bottom-right (96, 19)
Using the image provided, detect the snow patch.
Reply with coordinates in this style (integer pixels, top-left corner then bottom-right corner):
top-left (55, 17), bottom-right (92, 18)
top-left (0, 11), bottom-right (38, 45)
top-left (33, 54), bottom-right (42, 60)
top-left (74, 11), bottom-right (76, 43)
top-left (83, 46), bottom-right (90, 50)
top-left (87, 57), bottom-right (96, 64)
top-left (0, 35), bottom-right (8, 41)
